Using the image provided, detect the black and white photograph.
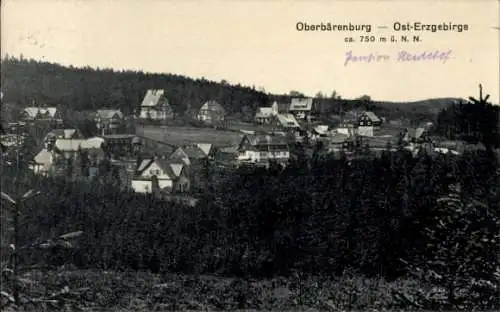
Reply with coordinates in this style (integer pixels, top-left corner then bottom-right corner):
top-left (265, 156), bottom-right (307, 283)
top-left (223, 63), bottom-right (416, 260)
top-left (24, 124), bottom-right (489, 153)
top-left (1, 0), bottom-right (499, 311)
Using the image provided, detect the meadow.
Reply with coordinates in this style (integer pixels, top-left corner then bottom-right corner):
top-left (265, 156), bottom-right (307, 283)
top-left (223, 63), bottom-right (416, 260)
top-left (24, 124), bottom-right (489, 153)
top-left (136, 125), bottom-right (245, 148)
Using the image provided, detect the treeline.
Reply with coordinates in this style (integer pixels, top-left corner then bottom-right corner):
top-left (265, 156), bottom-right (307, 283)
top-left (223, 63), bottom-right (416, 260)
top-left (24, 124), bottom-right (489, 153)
top-left (0, 56), bottom-right (268, 116)
top-left (1, 57), bottom-right (445, 121)
top-left (435, 98), bottom-right (500, 150)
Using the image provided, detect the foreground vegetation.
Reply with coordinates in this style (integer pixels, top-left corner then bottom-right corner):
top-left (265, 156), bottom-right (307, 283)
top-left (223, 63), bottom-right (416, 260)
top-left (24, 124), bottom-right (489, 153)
top-left (0, 268), bottom-right (442, 312)
top-left (2, 148), bottom-right (499, 311)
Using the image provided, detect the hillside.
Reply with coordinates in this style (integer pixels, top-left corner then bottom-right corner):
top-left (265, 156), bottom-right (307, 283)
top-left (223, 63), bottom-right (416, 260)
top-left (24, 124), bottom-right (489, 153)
top-left (1, 57), bottom-right (456, 121)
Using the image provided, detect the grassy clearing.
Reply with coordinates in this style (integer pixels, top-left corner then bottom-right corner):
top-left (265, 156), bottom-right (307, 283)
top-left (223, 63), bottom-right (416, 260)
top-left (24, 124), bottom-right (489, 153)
top-left (136, 125), bottom-right (244, 148)
top-left (2, 269), bottom-right (434, 312)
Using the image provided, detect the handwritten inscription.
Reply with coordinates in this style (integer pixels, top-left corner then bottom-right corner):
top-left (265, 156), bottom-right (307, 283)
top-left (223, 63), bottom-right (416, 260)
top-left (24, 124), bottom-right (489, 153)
top-left (344, 50), bottom-right (452, 66)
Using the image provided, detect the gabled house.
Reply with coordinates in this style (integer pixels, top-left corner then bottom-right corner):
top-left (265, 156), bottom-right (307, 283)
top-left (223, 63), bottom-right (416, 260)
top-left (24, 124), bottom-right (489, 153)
top-left (100, 134), bottom-right (142, 157)
top-left (255, 102), bottom-right (279, 124)
top-left (358, 111), bottom-right (382, 127)
top-left (289, 98), bottom-right (313, 120)
top-left (95, 109), bottom-right (124, 135)
top-left (403, 127), bottom-right (429, 144)
top-left (274, 113), bottom-right (301, 130)
top-left (169, 144), bottom-right (211, 166)
top-left (139, 89), bottom-right (174, 120)
top-left (31, 137), bottom-right (107, 177)
top-left (132, 158), bottom-right (190, 194)
top-left (20, 107), bottom-right (63, 124)
top-left (237, 134), bottom-right (290, 166)
top-left (30, 148), bottom-right (55, 176)
top-left (197, 100), bottom-right (226, 125)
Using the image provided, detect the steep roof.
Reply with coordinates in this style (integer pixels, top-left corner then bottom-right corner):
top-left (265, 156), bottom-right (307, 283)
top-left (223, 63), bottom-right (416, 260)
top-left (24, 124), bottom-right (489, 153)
top-left (405, 127), bottom-right (426, 140)
top-left (363, 111), bottom-right (381, 123)
top-left (276, 113), bottom-right (300, 128)
top-left (96, 109), bottom-right (123, 119)
top-left (169, 147), bottom-right (192, 165)
top-left (22, 107), bottom-right (59, 118)
top-left (196, 143), bottom-right (213, 156)
top-left (183, 145), bottom-right (207, 159)
top-left (199, 100), bottom-right (225, 114)
top-left (289, 98), bottom-right (313, 111)
top-left (23, 107), bottom-right (40, 118)
top-left (143, 158), bottom-right (185, 179)
top-left (42, 107), bottom-right (58, 117)
top-left (140, 89), bottom-right (169, 107)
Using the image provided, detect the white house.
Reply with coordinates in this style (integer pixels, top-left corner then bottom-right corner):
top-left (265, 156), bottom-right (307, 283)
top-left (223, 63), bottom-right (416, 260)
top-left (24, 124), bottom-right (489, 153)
top-left (358, 126), bottom-right (374, 137)
top-left (237, 134), bottom-right (290, 166)
top-left (132, 158), bottom-right (189, 194)
top-left (275, 113), bottom-right (300, 130)
top-left (138, 89), bottom-right (174, 120)
top-left (289, 98), bottom-right (313, 120)
top-left (30, 148), bottom-right (55, 176)
top-left (20, 107), bottom-right (63, 124)
top-left (255, 101), bottom-right (279, 124)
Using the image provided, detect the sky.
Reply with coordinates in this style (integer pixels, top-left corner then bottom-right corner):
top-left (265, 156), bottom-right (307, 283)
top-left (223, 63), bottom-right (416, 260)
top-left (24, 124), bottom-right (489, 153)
top-left (1, 0), bottom-right (499, 103)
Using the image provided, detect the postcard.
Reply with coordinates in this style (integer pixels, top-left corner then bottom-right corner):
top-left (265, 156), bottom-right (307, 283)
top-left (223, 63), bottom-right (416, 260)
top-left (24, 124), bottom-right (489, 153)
top-left (1, 1), bottom-right (499, 311)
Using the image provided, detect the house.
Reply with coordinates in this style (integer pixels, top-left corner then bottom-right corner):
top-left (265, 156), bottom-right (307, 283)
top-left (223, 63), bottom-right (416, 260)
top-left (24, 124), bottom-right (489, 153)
top-left (336, 118), bottom-right (357, 136)
top-left (30, 148), bottom-right (55, 176)
top-left (255, 102), bottom-right (279, 124)
top-left (31, 137), bottom-right (107, 177)
top-left (197, 100), bottom-right (226, 125)
top-left (95, 109), bottom-right (124, 135)
top-left (237, 134), bottom-right (290, 166)
top-left (403, 127), bottom-right (429, 143)
top-left (358, 126), bottom-right (374, 137)
top-left (274, 113), bottom-right (301, 130)
top-left (132, 158), bottom-right (190, 194)
top-left (169, 143), bottom-right (214, 165)
top-left (43, 129), bottom-right (81, 149)
top-left (358, 111), bottom-right (382, 127)
top-left (310, 125), bottom-right (330, 141)
top-left (100, 134), bottom-right (143, 157)
top-left (20, 107), bottom-right (63, 124)
top-left (289, 98), bottom-right (313, 120)
top-left (138, 89), bottom-right (174, 120)
top-left (360, 135), bottom-right (398, 153)
top-left (327, 133), bottom-right (354, 153)
top-left (53, 138), bottom-right (106, 163)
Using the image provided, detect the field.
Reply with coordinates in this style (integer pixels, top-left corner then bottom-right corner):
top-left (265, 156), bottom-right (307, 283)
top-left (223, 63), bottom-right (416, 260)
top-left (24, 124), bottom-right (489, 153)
top-left (136, 125), bottom-right (245, 148)
top-left (2, 268), bottom-right (437, 312)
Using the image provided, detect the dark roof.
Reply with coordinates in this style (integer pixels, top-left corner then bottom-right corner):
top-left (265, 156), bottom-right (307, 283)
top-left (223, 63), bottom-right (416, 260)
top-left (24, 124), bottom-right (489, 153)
top-left (243, 134), bottom-right (289, 146)
top-left (183, 145), bottom-right (208, 159)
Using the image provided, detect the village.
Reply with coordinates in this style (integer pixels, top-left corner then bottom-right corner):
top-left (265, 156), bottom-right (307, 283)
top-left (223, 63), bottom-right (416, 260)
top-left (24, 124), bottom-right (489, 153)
top-left (1, 87), bottom-right (484, 203)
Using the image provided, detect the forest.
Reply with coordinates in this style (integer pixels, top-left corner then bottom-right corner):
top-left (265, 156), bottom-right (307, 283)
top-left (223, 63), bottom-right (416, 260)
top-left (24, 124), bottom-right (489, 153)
top-left (2, 146), bottom-right (499, 310)
top-left (1, 56), bottom-right (451, 122)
